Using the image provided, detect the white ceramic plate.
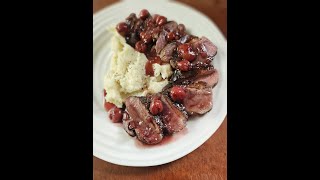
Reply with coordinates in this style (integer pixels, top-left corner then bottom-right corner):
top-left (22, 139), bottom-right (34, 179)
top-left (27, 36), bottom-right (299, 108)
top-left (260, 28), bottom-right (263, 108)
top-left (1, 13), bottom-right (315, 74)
top-left (93, 0), bottom-right (227, 167)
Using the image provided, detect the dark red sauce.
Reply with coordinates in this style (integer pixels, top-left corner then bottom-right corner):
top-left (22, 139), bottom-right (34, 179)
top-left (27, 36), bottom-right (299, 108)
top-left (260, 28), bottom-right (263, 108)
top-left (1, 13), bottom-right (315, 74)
top-left (145, 56), bottom-right (162, 76)
top-left (134, 127), bottom-right (188, 148)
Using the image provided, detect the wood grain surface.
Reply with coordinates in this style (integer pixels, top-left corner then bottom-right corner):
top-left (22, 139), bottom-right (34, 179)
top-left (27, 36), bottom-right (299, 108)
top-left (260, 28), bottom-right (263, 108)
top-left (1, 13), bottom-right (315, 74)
top-left (93, 0), bottom-right (227, 179)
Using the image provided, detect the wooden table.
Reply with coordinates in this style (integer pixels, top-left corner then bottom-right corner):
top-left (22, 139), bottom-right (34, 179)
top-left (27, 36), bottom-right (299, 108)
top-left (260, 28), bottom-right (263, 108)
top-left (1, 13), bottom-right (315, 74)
top-left (93, 0), bottom-right (227, 179)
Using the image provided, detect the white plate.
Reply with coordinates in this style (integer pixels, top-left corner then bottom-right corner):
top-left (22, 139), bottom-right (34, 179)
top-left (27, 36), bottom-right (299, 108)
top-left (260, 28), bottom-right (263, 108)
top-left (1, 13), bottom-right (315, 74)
top-left (93, 0), bottom-right (227, 167)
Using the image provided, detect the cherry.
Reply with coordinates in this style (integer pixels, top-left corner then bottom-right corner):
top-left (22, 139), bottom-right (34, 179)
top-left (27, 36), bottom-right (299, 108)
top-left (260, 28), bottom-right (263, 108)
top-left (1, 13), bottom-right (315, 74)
top-left (116, 22), bottom-right (128, 36)
top-left (140, 31), bottom-right (152, 43)
top-left (149, 99), bottom-right (163, 115)
top-left (135, 41), bottom-right (147, 53)
top-left (139, 9), bottom-right (150, 20)
top-left (156, 16), bottom-right (167, 26)
top-left (177, 59), bottom-right (190, 71)
top-left (177, 44), bottom-right (196, 61)
top-left (170, 86), bottom-right (186, 102)
top-left (167, 31), bottom-right (176, 41)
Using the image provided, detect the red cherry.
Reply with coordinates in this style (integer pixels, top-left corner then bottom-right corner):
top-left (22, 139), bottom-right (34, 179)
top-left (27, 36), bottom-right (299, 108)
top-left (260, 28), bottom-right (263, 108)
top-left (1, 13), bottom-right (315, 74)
top-left (139, 9), bottom-right (150, 20)
top-left (135, 41), bottom-right (147, 53)
top-left (116, 22), bottom-right (128, 36)
top-left (177, 44), bottom-right (196, 61)
top-left (149, 99), bottom-right (164, 115)
top-left (156, 16), bottom-right (167, 26)
top-left (167, 31), bottom-right (176, 41)
top-left (177, 60), bottom-right (190, 71)
top-left (170, 86), bottom-right (186, 102)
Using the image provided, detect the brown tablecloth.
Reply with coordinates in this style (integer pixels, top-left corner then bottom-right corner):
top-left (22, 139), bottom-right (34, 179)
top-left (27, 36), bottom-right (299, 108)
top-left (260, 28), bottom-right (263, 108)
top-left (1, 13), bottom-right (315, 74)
top-left (93, 0), bottom-right (227, 179)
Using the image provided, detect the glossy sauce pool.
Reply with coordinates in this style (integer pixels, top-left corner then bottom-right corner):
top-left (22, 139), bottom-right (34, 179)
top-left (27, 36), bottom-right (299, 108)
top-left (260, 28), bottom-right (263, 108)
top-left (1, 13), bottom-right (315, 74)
top-left (145, 56), bottom-right (163, 76)
top-left (134, 127), bottom-right (188, 148)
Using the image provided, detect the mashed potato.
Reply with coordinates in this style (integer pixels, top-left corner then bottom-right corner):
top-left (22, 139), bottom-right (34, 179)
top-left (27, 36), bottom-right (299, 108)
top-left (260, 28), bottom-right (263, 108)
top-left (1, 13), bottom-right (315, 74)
top-left (104, 28), bottom-right (173, 108)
